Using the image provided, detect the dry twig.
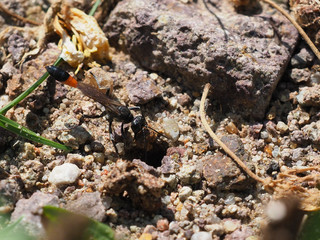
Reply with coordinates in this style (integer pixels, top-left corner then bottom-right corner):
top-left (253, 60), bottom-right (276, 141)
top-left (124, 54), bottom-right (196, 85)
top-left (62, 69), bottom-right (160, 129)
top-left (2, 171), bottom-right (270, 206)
top-left (199, 83), bottom-right (267, 184)
top-left (260, 0), bottom-right (320, 61)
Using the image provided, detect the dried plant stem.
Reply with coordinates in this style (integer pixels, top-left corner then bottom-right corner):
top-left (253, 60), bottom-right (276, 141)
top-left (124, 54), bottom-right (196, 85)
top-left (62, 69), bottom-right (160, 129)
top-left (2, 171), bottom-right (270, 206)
top-left (260, 0), bottom-right (320, 61)
top-left (0, 3), bottom-right (40, 26)
top-left (200, 83), bottom-right (266, 184)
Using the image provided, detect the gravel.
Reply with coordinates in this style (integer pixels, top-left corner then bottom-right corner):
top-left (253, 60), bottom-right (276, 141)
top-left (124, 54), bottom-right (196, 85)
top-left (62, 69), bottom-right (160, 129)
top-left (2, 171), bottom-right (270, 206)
top-left (0, 0), bottom-right (319, 239)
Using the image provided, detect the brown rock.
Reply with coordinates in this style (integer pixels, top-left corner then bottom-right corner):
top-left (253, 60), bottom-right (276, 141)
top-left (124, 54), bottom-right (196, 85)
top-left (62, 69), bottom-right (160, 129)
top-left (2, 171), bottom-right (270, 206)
top-left (296, 85), bottom-right (320, 107)
top-left (126, 70), bottom-right (161, 104)
top-left (104, 0), bottom-right (298, 119)
top-left (202, 135), bottom-right (255, 190)
top-left (11, 192), bottom-right (60, 238)
top-left (102, 160), bottom-right (165, 211)
top-left (6, 73), bottom-right (22, 97)
top-left (65, 192), bottom-right (106, 221)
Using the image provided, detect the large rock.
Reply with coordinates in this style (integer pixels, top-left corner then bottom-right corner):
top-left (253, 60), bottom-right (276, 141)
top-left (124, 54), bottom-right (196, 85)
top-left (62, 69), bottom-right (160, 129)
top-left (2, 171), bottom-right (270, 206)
top-left (104, 0), bottom-right (298, 119)
top-left (65, 192), bottom-right (106, 221)
top-left (11, 192), bottom-right (59, 237)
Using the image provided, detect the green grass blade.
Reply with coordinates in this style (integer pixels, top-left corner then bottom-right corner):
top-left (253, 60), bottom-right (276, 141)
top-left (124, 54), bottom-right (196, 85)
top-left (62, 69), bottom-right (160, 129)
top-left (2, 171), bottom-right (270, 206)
top-left (89, 0), bottom-right (101, 16)
top-left (299, 211), bottom-right (320, 240)
top-left (0, 114), bottom-right (71, 151)
top-left (0, 217), bottom-right (35, 240)
top-left (0, 57), bottom-right (63, 115)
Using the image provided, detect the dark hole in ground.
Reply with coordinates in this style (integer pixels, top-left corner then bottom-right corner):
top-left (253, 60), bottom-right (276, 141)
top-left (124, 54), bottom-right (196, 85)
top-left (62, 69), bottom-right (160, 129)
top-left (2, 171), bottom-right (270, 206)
top-left (123, 128), bottom-right (168, 168)
top-left (141, 140), bottom-right (168, 167)
top-left (126, 139), bottom-right (168, 168)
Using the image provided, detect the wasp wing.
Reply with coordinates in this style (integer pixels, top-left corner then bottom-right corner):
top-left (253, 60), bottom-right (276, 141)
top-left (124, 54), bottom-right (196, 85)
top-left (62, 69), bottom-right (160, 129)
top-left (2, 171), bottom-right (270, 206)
top-left (77, 82), bottom-right (122, 116)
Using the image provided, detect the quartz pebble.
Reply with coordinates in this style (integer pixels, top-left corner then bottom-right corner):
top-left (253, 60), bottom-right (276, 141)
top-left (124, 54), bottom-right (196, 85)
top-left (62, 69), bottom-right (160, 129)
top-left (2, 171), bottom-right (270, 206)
top-left (163, 118), bottom-right (180, 141)
top-left (191, 231), bottom-right (212, 240)
top-left (48, 163), bottom-right (81, 185)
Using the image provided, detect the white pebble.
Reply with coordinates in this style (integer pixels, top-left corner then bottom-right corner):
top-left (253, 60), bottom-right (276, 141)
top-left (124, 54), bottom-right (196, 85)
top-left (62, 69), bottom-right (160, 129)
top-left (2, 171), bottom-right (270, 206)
top-left (169, 97), bottom-right (178, 108)
top-left (48, 163), bottom-right (81, 185)
top-left (0, 95), bottom-right (9, 109)
top-left (191, 231), bottom-right (212, 240)
top-left (163, 118), bottom-right (180, 141)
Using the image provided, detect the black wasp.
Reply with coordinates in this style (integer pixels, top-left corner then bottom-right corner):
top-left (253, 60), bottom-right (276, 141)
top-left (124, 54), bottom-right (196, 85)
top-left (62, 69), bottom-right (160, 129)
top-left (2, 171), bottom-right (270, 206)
top-left (46, 65), bottom-right (147, 153)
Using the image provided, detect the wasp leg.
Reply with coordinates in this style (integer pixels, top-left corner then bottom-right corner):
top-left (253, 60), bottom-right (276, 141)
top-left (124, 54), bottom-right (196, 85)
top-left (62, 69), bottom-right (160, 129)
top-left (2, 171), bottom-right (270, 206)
top-left (128, 106), bottom-right (140, 111)
top-left (108, 119), bottom-right (118, 154)
top-left (142, 128), bottom-right (148, 161)
top-left (120, 122), bottom-right (126, 139)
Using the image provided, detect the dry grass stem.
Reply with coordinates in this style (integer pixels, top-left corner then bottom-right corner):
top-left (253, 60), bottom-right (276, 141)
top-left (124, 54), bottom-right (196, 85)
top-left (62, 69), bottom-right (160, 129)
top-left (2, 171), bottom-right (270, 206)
top-left (260, 0), bottom-right (320, 61)
top-left (0, 3), bottom-right (40, 26)
top-left (200, 83), bottom-right (320, 211)
top-left (199, 83), bottom-right (267, 184)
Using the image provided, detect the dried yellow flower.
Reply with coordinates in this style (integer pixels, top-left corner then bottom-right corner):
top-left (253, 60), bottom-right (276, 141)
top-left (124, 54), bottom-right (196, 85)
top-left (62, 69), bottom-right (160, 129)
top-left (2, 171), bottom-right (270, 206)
top-left (53, 6), bottom-right (111, 71)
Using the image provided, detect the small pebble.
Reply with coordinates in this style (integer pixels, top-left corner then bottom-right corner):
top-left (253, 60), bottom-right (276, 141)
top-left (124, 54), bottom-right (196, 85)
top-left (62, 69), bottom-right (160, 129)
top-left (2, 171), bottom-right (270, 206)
top-left (48, 163), bottom-right (81, 185)
top-left (90, 141), bottom-right (105, 152)
top-left (205, 224), bottom-right (224, 236)
top-left (223, 219), bottom-right (240, 233)
top-left (84, 144), bottom-right (91, 152)
top-left (291, 47), bottom-right (314, 68)
top-left (276, 121), bottom-right (288, 134)
top-left (191, 231), bottom-right (212, 240)
top-left (177, 164), bottom-right (201, 185)
top-left (260, 131), bottom-right (269, 139)
top-left (93, 152), bottom-right (105, 164)
top-left (179, 186), bottom-right (193, 202)
top-left (130, 225), bottom-right (138, 233)
top-left (163, 118), bottom-right (180, 141)
top-left (115, 143), bottom-right (125, 155)
top-left (177, 93), bottom-right (191, 106)
top-left (192, 190), bottom-right (205, 202)
top-left (0, 95), bottom-right (9, 108)
top-left (289, 68), bottom-right (310, 83)
top-left (157, 218), bottom-right (169, 231)
top-left (66, 153), bottom-right (85, 167)
top-left (224, 193), bottom-right (236, 205)
top-left (169, 97), bottom-right (178, 108)
top-left (139, 233), bottom-right (152, 240)
top-left (296, 85), bottom-right (320, 107)
top-left (310, 72), bottom-right (320, 85)
top-left (161, 195), bottom-right (171, 205)
top-left (150, 73), bottom-right (158, 80)
top-left (169, 221), bottom-right (180, 234)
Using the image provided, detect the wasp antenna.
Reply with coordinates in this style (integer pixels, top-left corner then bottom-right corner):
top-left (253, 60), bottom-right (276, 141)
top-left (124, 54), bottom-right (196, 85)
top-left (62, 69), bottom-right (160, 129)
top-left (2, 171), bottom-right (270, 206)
top-left (89, 71), bottom-right (97, 79)
top-left (147, 125), bottom-right (168, 139)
